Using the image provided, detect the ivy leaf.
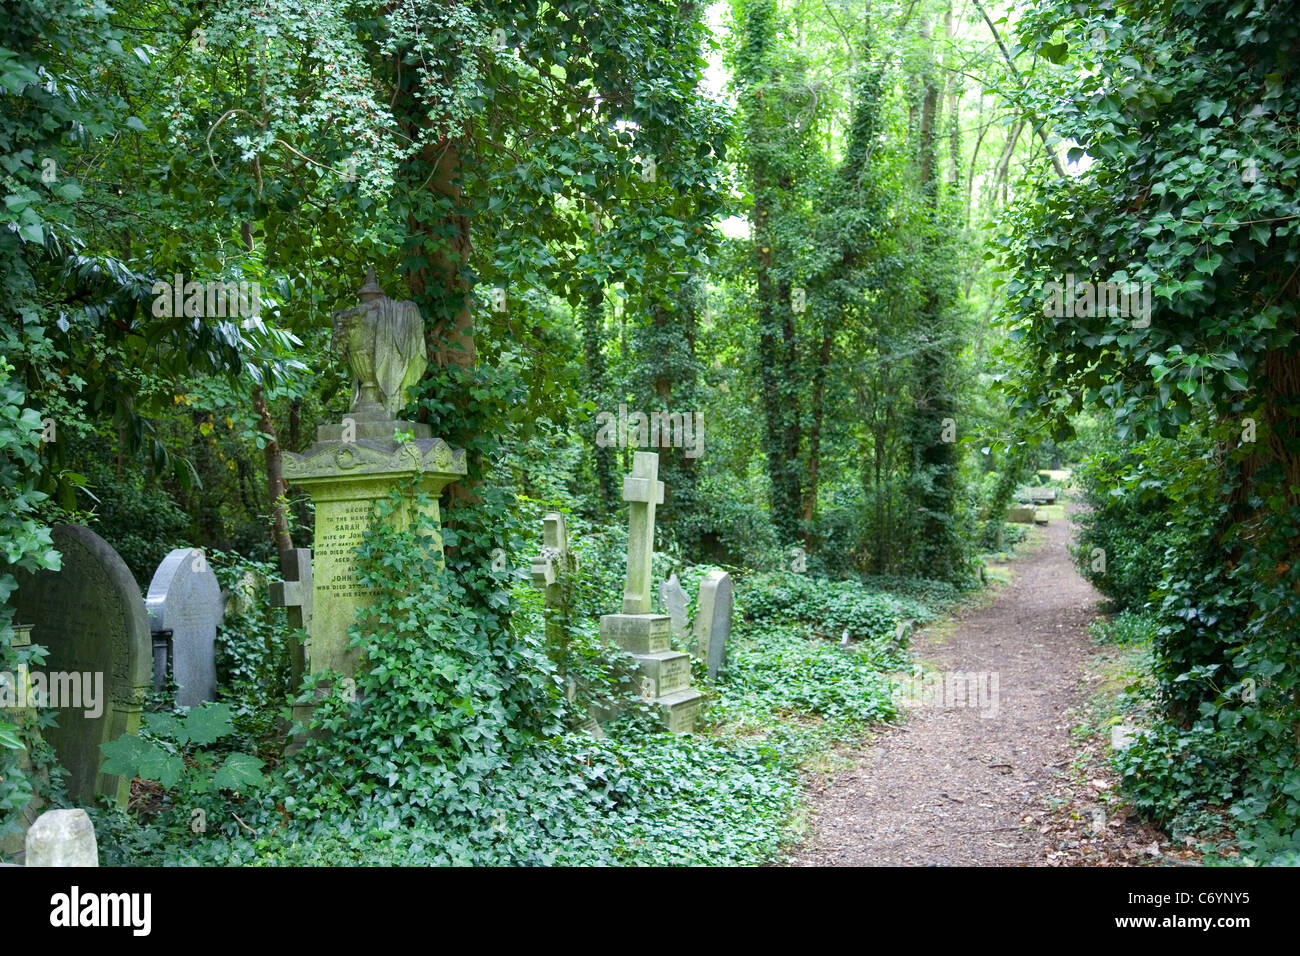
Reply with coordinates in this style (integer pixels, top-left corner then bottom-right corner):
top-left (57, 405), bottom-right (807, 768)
top-left (1039, 42), bottom-right (1068, 64)
top-left (0, 722), bottom-right (23, 750)
top-left (1193, 254), bottom-right (1222, 274)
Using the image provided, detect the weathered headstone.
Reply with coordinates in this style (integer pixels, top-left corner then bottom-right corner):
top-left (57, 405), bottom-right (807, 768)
top-left (659, 574), bottom-right (688, 638)
top-left (693, 570), bottom-right (734, 681)
top-left (599, 452), bottom-right (704, 732)
top-left (223, 569), bottom-right (266, 620)
top-left (12, 525), bottom-right (152, 809)
top-left (269, 547), bottom-right (312, 705)
top-left (145, 548), bottom-right (222, 707)
top-left (281, 271), bottom-right (465, 727)
top-left (529, 512), bottom-right (577, 661)
top-left (1006, 505), bottom-right (1037, 523)
top-left (24, 809), bottom-right (98, 867)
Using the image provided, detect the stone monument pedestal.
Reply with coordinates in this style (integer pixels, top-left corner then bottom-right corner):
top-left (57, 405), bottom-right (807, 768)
top-left (599, 613), bottom-right (704, 733)
top-left (283, 418), bottom-right (465, 728)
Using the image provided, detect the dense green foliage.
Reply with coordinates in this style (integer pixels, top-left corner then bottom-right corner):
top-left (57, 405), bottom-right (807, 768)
top-left (1004, 0), bottom-right (1300, 856)
top-left (4, 0), bottom-right (1297, 866)
top-left (85, 496), bottom-right (957, 865)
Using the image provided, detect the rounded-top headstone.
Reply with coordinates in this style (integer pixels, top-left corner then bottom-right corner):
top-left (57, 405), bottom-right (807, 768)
top-left (146, 548), bottom-right (222, 706)
top-left (12, 524), bottom-right (152, 809)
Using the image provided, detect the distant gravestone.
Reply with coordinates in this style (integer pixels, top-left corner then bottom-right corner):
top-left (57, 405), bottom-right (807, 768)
top-left (694, 570), bottom-right (734, 681)
top-left (223, 569), bottom-right (265, 620)
top-left (12, 525), bottom-right (152, 809)
top-left (1006, 505), bottom-right (1037, 523)
top-left (530, 512), bottom-right (577, 660)
top-left (659, 574), bottom-right (688, 638)
top-left (145, 548), bottom-right (222, 707)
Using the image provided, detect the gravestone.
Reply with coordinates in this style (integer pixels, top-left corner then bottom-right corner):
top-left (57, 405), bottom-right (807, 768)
top-left (24, 809), bottom-right (98, 867)
top-left (1111, 725), bottom-right (1139, 751)
top-left (281, 271), bottom-right (465, 726)
top-left (693, 570), bottom-right (734, 682)
top-left (12, 525), bottom-right (152, 809)
top-left (269, 547), bottom-right (312, 715)
top-left (659, 574), bottom-right (688, 638)
top-left (529, 512), bottom-right (577, 662)
top-left (145, 548), bottom-right (222, 707)
top-left (599, 452), bottom-right (704, 732)
top-left (1005, 505), bottom-right (1037, 523)
top-left (223, 569), bottom-right (266, 620)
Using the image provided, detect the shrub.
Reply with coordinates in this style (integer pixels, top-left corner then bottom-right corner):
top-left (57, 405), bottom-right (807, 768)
top-left (1070, 432), bottom-right (1207, 612)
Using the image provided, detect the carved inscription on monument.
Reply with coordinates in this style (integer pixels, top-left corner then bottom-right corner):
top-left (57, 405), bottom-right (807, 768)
top-left (315, 500), bottom-right (383, 599)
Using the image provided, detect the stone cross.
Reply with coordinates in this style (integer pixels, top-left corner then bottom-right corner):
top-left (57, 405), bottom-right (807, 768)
top-left (269, 548), bottom-right (313, 633)
top-left (269, 547), bottom-right (312, 695)
top-left (620, 451), bottom-right (664, 615)
top-left (530, 511), bottom-right (577, 657)
top-left (599, 453), bottom-right (703, 733)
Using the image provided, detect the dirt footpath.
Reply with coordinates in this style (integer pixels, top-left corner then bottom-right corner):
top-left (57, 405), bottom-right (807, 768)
top-left (791, 516), bottom-right (1111, 866)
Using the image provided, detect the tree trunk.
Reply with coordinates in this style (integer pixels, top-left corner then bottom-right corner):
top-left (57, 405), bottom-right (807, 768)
top-left (582, 288), bottom-right (616, 510)
top-left (253, 385), bottom-right (292, 553)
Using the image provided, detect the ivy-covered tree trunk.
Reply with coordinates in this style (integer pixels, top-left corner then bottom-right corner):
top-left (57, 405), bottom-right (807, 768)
top-left (252, 386), bottom-right (293, 553)
top-left (739, 0), bottom-right (802, 544)
top-left (581, 287), bottom-right (616, 511)
top-left (636, 278), bottom-right (703, 541)
top-left (979, 441), bottom-right (1028, 550)
top-left (905, 43), bottom-right (963, 581)
top-left (403, 134), bottom-right (476, 374)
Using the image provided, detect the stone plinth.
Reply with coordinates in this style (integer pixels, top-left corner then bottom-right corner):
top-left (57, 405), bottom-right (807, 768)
top-left (599, 613), bottom-right (671, 655)
top-left (635, 650), bottom-right (694, 696)
top-left (283, 424), bottom-right (465, 711)
top-left (656, 688), bottom-right (706, 733)
top-left (600, 612), bottom-right (703, 731)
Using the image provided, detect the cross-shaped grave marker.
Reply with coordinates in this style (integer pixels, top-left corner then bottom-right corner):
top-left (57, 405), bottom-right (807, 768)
top-left (599, 451), bottom-right (703, 733)
top-left (269, 547), bottom-right (313, 632)
top-left (530, 511), bottom-right (577, 660)
top-left (620, 451), bottom-right (664, 614)
top-left (269, 547), bottom-right (311, 708)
